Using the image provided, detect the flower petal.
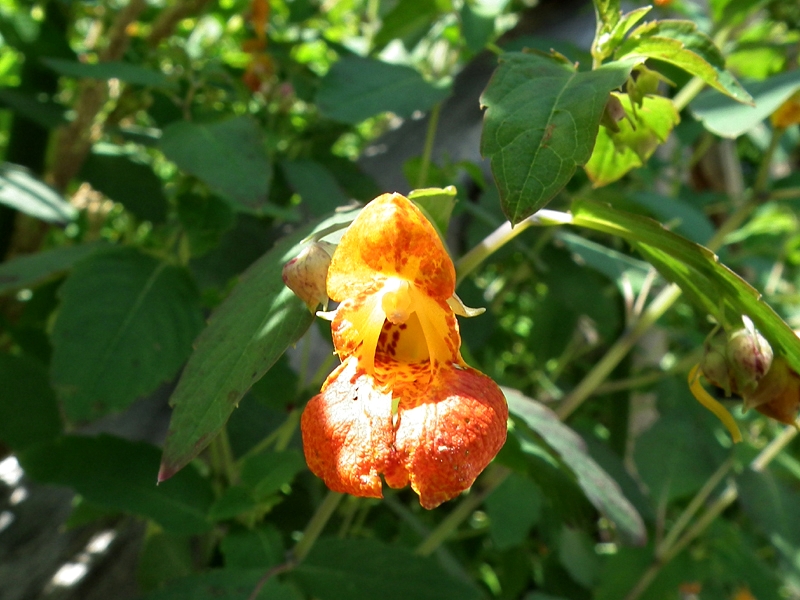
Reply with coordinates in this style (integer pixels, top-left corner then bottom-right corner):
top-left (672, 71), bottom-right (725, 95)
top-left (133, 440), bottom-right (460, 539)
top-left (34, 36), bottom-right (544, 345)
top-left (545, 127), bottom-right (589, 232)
top-left (389, 365), bottom-right (508, 509)
top-left (301, 357), bottom-right (395, 498)
top-left (327, 193), bottom-right (455, 302)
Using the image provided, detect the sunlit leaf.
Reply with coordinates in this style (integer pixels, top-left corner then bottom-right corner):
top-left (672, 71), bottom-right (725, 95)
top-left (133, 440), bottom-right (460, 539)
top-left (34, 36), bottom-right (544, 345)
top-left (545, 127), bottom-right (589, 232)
top-left (616, 20), bottom-right (752, 103)
top-left (159, 208), bottom-right (359, 481)
top-left (585, 93), bottom-right (679, 186)
top-left (480, 52), bottom-right (634, 223)
top-left (0, 162), bottom-right (76, 223)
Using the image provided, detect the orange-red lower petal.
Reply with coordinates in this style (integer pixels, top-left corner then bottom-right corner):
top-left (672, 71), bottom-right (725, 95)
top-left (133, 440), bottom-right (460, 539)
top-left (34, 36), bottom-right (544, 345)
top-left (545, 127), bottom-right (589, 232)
top-left (389, 365), bottom-right (508, 509)
top-left (300, 357), bottom-right (395, 498)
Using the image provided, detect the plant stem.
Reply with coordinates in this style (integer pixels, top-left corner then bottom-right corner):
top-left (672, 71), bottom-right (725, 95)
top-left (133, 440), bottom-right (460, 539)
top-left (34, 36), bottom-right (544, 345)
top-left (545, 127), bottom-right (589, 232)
top-left (293, 490), bottom-right (344, 561)
top-left (455, 209), bottom-right (573, 283)
top-left (416, 103), bottom-right (441, 189)
top-left (625, 423), bottom-right (799, 600)
top-left (557, 283), bottom-right (682, 420)
top-left (415, 465), bottom-right (510, 556)
top-left (672, 76), bottom-right (706, 112)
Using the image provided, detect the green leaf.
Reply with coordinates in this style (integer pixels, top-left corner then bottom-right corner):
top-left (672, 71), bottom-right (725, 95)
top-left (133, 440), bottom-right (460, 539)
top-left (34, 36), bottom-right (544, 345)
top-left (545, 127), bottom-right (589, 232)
top-left (737, 468), bottom-right (800, 547)
top-left (372, 0), bottom-right (439, 51)
top-left (19, 435), bottom-right (214, 534)
top-left (570, 198), bottom-right (800, 377)
top-left (593, 0), bottom-right (621, 32)
top-left (0, 88), bottom-right (65, 129)
top-left (0, 241), bottom-right (108, 296)
top-left (503, 387), bottom-right (647, 545)
top-left (51, 247), bottom-right (204, 421)
top-left (485, 471), bottom-right (542, 549)
top-left (316, 56), bottom-right (451, 124)
top-left (585, 93), bottom-right (680, 186)
top-left (240, 450), bottom-right (307, 498)
top-left (80, 150), bottom-right (167, 223)
top-left (626, 191), bottom-right (715, 245)
top-left (480, 53), bottom-right (634, 224)
top-left (138, 531), bottom-right (194, 591)
top-left (159, 208), bottom-right (358, 481)
top-left (408, 186), bottom-right (458, 235)
top-left (41, 57), bottom-right (174, 88)
top-left (221, 525), bottom-right (284, 569)
top-left (176, 193), bottom-right (236, 258)
top-left (137, 570), bottom-right (301, 600)
top-left (208, 485), bottom-right (257, 521)
top-left (634, 412), bottom-right (722, 502)
top-left (280, 159), bottom-right (350, 216)
top-left (460, 1), bottom-right (499, 53)
top-left (0, 354), bottom-right (61, 450)
top-left (690, 69), bottom-right (800, 138)
top-left (557, 527), bottom-right (600, 588)
top-left (0, 162), bottom-right (76, 223)
top-left (160, 117), bottom-right (274, 215)
top-left (293, 538), bottom-right (482, 600)
top-left (616, 20), bottom-right (752, 103)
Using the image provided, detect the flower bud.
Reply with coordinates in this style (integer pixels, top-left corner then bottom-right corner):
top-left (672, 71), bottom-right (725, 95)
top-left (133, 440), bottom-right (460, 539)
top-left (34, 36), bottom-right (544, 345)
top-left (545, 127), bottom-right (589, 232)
top-left (744, 356), bottom-right (800, 424)
top-left (726, 326), bottom-right (773, 397)
top-left (700, 348), bottom-right (732, 394)
top-left (282, 241), bottom-right (336, 312)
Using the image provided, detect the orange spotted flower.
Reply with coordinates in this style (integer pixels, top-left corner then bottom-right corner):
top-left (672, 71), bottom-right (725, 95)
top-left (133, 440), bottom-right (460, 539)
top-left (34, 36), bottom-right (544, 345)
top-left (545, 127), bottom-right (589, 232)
top-left (299, 193), bottom-right (508, 509)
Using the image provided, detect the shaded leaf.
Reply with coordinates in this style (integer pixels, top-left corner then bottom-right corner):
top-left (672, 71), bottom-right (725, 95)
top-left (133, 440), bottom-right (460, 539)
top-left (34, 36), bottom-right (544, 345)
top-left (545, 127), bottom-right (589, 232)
top-left (0, 354), bottom-right (61, 450)
top-left (737, 468), bottom-right (800, 547)
top-left (316, 56), bottom-right (450, 124)
top-left (691, 69), bottom-right (800, 138)
top-left (19, 435), bottom-right (214, 534)
top-left (504, 387), bottom-right (647, 545)
top-left (557, 527), bottom-right (600, 588)
top-left (161, 117), bottom-right (275, 215)
top-left (280, 159), bottom-right (349, 216)
top-left (585, 93), bottom-right (680, 186)
top-left (138, 532), bottom-right (194, 592)
top-left (373, 0), bottom-right (438, 50)
top-left (480, 52), bottom-right (634, 223)
top-left (0, 241), bottom-right (108, 296)
top-left (293, 538), bottom-right (482, 600)
top-left (0, 88), bottom-right (65, 129)
top-left (221, 525), bottom-right (284, 569)
top-left (0, 162), bottom-right (76, 223)
top-left (41, 57), bottom-right (174, 88)
top-left (240, 450), bottom-right (306, 498)
top-left (176, 193), bottom-right (236, 257)
top-left (137, 570), bottom-right (301, 600)
top-left (208, 486), bottom-right (257, 521)
top-left (51, 247), bottom-right (204, 421)
top-left (80, 150), bottom-right (168, 223)
top-left (616, 20), bottom-right (751, 103)
top-left (159, 208), bottom-right (358, 480)
top-left (485, 471), bottom-right (542, 549)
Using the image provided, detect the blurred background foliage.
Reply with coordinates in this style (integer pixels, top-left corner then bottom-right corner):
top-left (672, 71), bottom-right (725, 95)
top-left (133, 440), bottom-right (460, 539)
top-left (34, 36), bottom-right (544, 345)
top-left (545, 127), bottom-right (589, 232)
top-left (0, 0), bottom-right (799, 599)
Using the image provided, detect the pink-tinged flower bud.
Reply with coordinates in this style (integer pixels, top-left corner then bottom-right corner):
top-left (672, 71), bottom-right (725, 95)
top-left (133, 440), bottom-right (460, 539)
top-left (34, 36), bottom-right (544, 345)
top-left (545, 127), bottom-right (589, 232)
top-left (727, 327), bottom-right (773, 397)
top-left (282, 241), bottom-right (336, 312)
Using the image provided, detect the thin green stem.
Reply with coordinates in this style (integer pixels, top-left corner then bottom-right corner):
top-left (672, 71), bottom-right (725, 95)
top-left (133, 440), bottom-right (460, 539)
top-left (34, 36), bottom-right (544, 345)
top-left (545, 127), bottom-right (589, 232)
top-left (557, 283), bottom-right (682, 420)
top-left (416, 103), bottom-right (441, 189)
top-left (275, 409), bottom-right (300, 452)
top-left (415, 465), bottom-right (510, 556)
top-left (655, 457), bottom-right (733, 560)
top-left (455, 209), bottom-right (573, 283)
top-left (625, 423), bottom-right (799, 600)
top-left (293, 490), bottom-right (344, 562)
top-left (753, 126), bottom-right (785, 198)
top-left (672, 76), bottom-right (706, 112)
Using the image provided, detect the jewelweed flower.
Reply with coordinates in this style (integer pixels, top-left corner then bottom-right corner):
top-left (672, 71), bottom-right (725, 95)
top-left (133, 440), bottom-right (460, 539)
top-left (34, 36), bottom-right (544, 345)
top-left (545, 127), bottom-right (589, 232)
top-left (299, 193), bottom-right (508, 509)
